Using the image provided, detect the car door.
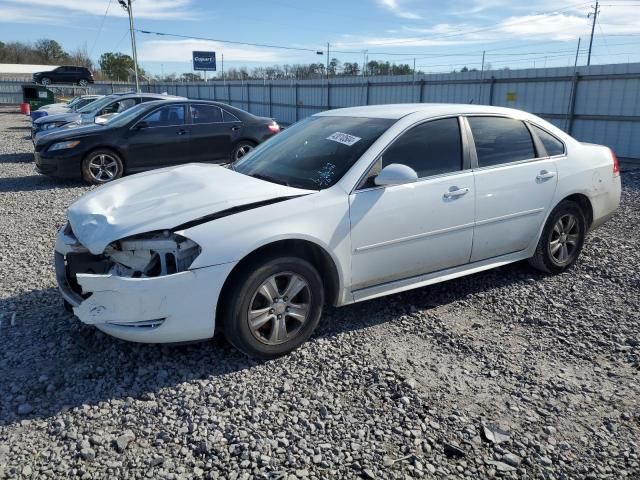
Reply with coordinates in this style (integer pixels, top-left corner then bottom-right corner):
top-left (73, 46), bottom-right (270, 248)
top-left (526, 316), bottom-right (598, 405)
top-left (466, 115), bottom-right (558, 262)
top-left (349, 117), bottom-right (475, 291)
top-left (188, 104), bottom-right (236, 163)
top-left (125, 104), bottom-right (190, 171)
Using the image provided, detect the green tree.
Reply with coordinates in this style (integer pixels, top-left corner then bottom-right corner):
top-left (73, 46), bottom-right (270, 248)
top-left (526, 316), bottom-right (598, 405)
top-left (35, 39), bottom-right (68, 63)
top-left (181, 72), bottom-right (203, 82)
top-left (99, 52), bottom-right (135, 81)
top-left (328, 57), bottom-right (340, 77)
top-left (342, 62), bottom-right (360, 76)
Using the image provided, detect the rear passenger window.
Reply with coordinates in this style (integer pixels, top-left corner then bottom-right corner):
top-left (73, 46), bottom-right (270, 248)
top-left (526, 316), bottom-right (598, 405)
top-left (468, 117), bottom-right (535, 167)
top-left (531, 124), bottom-right (565, 156)
top-left (381, 118), bottom-right (462, 178)
top-left (190, 104), bottom-right (222, 124)
top-left (222, 109), bottom-right (240, 122)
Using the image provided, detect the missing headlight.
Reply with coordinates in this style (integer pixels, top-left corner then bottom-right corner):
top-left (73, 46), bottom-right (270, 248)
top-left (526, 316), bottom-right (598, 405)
top-left (104, 231), bottom-right (201, 278)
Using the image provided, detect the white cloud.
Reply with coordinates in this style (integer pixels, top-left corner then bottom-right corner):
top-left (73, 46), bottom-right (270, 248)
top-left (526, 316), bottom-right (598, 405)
top-left (336, 7), bottom-right (640, 49)
top-left (1, 0), bottom-right (195, 21)
top-left (138, 39), bottom-right (283, 64)
top-left (376, 0), bottom-right (421, 20)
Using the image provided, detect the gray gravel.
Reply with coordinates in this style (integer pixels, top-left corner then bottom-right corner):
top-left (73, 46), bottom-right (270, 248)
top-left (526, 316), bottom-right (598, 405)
top-left (1, 105), bottom-right (639, 479)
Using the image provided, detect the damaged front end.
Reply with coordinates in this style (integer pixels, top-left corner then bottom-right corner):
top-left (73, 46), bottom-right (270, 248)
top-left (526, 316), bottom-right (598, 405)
top-left (54, 223), bottom-right (228, 341)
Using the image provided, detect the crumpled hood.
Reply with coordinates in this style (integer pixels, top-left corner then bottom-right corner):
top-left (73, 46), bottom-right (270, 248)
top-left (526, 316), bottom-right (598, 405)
top-left (67, 163), bottom-right (314, 254)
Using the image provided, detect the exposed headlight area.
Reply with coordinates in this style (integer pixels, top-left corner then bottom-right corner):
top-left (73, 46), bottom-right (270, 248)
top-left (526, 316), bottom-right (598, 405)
top-left (104, 231), bottom-right (201, 278)
top-left (48, 140), bottom-right (80, 152)
top-left (56, 225), bottom-right (202, 305)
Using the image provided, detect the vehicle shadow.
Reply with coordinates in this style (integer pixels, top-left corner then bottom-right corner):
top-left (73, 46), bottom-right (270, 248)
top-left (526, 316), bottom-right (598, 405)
top-left (0, 152), bottom-right (33, 163)
top-left (0, 174), bottom-right (85, 193)
top-left (0, 261), bottom-right (541, 427)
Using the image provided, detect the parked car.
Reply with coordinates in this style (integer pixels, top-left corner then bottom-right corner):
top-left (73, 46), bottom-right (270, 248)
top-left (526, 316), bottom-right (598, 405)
top-left (32, 92), bottom-right (182, 139)
top-left (31, 95), bottom-right (103, 121)
top-left (35, 99), bottom-right (281, 183)
top-left (54, 104), bottom-right (620, 358)
top-left (32, 66), bottom-right (94, 86)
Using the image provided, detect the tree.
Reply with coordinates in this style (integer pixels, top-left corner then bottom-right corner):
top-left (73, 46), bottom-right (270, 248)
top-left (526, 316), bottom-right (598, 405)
top-left (342, 62), bottom-right (360, 76)
top-left (35, 39), bottom-right (68, 64)
top-left (99, 52), bottom-right (135, 81)
top-left (181, 73), bottom-right (203, 82)
top-left (328, 57), bottom-right (341, 77)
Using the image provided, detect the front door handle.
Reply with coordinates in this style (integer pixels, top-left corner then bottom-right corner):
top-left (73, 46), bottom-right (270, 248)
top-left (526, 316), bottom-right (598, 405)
top-left (443, 186), bottom-right (470, 199)
top-left (231, 125), bottom-right (240, 131)
top-left (177, 129), bottom-right (187, 136)
top-left (536, 170), bottom-right (556, 181)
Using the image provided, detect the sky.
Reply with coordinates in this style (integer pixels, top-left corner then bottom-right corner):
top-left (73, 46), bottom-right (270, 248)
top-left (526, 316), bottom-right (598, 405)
top-left (1, 0), bottom-right (639, 76)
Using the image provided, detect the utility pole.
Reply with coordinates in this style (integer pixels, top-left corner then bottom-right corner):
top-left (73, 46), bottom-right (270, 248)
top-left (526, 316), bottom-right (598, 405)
top-left (222, 53), bottom-right (225, 84)
top-left (326, 42), bottom-right (330, 80)
top-left (118, 0), bottom-right (140, 92)
top-left (587, 1), bottom-right (600, 66)
top-left (574, 37), bottom-right (581, 69)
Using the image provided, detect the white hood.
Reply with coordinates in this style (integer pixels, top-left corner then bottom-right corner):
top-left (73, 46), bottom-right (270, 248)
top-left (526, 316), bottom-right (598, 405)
top-left (68, 163), bottom-right (313, 254)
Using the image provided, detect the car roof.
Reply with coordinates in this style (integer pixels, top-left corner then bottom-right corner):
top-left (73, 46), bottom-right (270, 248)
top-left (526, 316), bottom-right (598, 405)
top-left (138, 99), bottom-right (257, 119)
top-left (107, 92), bottom-right (185, 100)
top-left (314, 103), bottom-right (539, 120)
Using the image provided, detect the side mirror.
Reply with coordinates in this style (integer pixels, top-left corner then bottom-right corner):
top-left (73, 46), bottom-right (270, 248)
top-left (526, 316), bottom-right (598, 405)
top-left (374, 163), bottom-right (418, 187)
top-left (134, 121), bottom-right (149, 130)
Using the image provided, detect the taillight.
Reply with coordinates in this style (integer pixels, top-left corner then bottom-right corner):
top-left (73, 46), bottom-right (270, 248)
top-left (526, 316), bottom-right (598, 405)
top-left (611, 149), bottom-right (620, 176)
top-left (268, 122), bottom-right (280, 133)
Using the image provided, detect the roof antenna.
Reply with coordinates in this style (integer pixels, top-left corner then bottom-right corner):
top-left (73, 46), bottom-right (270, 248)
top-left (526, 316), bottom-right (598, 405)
top-left (469, 99), bottom-right (474, 104)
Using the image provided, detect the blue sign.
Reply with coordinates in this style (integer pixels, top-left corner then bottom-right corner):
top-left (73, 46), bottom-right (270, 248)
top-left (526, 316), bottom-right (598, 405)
top-left (193, 51), bottom-right (216, 71)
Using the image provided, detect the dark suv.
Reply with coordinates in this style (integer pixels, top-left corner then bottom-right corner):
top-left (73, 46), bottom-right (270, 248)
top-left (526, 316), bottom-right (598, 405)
top-left (33, 66), bottom-right (94, 86)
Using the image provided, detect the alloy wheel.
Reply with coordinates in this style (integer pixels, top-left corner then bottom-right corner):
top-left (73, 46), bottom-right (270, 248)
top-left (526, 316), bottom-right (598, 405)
top-left (234, 144), bottom-right (253, 161)
top-left (88, 153), bottom-right (119, 182)
top-left (247, 272), bottom-right (311, 345)
top-left (79, 79), bottom-right (88, 87)
top-left (549, 213), bottom-right (580, 264)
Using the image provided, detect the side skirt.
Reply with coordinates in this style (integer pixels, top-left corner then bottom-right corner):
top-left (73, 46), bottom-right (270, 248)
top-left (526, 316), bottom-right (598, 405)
top-left (350, 250), bottom-right (530, 303)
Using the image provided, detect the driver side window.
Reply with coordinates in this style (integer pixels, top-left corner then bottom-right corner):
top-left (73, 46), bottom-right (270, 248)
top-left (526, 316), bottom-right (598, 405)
top-left (359, 117), bottom-right (463, 189)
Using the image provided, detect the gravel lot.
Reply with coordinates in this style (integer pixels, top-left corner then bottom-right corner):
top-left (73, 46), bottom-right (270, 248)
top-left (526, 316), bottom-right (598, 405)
top-left (0, 105), bottom-right (638, 479)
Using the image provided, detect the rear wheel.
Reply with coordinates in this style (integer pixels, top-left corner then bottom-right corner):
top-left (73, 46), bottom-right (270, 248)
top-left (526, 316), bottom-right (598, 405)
top-left (231, 140), bottom-right (256, 163)
top-left (528, 200), bottom-right (586, 274)
top-left (78, 79), bottom-right (89, 87)
top-left (82, 149), bottom-right (124, 185)
top-left (222, 256), bottom-right (324, 359)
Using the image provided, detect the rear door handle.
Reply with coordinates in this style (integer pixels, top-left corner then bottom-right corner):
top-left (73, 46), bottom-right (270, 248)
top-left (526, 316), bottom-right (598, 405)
top-left (177, 129), bottom-right (187, 136)
top-left (443, 186), bottom-right (470, 199)
top-left (231, 126), bottom-right (240, 131)
top-left (536, 170), bottom-right (556, 180)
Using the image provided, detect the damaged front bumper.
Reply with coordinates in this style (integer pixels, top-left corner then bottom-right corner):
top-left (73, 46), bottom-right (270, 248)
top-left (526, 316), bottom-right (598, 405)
top-left (54, 225), bottom-right (236, 343)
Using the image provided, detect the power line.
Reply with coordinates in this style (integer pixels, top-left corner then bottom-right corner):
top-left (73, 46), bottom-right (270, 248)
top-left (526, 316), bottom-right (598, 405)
top-left (136, 29), bottom-right (324, 54)
top-left (89, 0), bottom-right (113, 58)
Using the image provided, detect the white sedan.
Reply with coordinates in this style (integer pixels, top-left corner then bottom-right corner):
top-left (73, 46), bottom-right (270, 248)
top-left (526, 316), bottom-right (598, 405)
top-left (55, 104), bottom-right (621, 358)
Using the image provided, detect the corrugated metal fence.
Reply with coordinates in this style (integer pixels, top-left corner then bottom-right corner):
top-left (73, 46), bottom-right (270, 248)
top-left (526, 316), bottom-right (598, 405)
top-left (2, 62), bottom-right (639, 158)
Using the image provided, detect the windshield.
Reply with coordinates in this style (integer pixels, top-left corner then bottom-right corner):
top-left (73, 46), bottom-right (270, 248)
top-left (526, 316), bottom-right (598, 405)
top-left (77, 95), bottom-right (117, 114)
top-left (65, 96), bottom-right (81, 107)
top-left (233, 116), bottom-right (394, 190)
top-left (104, 102), bottom-right (151, 127)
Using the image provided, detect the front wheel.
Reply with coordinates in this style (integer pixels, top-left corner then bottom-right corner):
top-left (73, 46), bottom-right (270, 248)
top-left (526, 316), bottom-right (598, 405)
top-left (222, 256), bottom-right (325, 359)
top-left (81, 149), bottom-right (124, 185)
top-left (40, 77), bottom-right (51, 86)
top-left (231, 141), bottom-right (256, 163)
top-left (78, 79), bottom-right (89, 87)
top-left (528, 200), bottom-right (587, 274)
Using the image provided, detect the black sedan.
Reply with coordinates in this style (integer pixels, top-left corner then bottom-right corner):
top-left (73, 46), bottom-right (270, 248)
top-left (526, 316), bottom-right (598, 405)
top-left (34, 100), bottom-right (281, 184)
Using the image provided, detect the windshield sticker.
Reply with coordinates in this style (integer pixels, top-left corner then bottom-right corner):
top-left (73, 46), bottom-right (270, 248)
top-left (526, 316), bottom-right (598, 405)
top-left (326, 132), bottom-right (361, 146)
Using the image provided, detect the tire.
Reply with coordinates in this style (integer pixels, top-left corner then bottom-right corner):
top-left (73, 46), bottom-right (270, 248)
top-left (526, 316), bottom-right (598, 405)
top-left (81, 149), bottom-right (124, 185)
top-left (40, 77), bottom-right (51, 86)
top-left (231, 140), bottom-right (256, 163)
top-left (528, 200), bottom-right (587, 274)
top-left (78, 79), bottom-right (89, 87)
top-left (222, 256), bottom-right (325, 359)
